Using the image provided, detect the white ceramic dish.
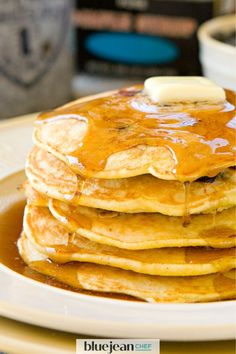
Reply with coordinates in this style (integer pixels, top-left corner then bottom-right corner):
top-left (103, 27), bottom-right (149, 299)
top-left (0, 115), bottom-right (235, 341)
top-left (198, 15), bottom-right (236, 90)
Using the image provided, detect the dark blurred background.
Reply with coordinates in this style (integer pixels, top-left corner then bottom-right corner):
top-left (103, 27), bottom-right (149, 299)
top-left (0, 0), bottom-right (235, 118)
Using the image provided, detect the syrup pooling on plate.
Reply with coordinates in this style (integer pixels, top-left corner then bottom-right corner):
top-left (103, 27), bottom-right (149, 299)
top-left (37, 87), bottom-right (236, 182)
top-left (0, 200), bottom-right (137, 301)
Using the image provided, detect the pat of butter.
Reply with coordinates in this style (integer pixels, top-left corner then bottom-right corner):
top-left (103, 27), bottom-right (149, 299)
top-left (144, 76), bottom-right (226, 104)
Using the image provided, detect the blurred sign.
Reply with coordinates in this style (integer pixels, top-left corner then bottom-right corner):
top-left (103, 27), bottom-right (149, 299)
top-left (74, 0), bottom-right (234, 79)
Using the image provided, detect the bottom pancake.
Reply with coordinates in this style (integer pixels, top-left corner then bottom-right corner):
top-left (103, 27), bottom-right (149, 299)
top-left (18, 233), bottom-right (236, 303)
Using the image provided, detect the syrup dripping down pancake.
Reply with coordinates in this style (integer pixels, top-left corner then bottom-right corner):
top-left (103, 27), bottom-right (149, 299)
top-left (26, 147), bottom-right (236, 215)
top-left (34, 88), bottom-right (236, 182)
top-left (24, 184), bottom-right (236, 250)
top-left (18, 233), bottom-right (236, 303)
top-left (24, 185), bottom-right (236, 249)
top-left (22, 205), bottom-right (236, 276)
top-left (48, 199), bottom-right (236, 250)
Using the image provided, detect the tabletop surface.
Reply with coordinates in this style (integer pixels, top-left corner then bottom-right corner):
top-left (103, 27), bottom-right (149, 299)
top-left (0, 316), bottom-right (235, 354)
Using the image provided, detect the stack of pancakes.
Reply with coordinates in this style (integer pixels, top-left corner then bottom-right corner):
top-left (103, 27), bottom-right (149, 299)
top-left (18, 86), bottom-right (236, 303)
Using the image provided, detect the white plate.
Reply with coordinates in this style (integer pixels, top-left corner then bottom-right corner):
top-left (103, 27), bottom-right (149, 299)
top-left (0, 115), bottom-right (235, 341)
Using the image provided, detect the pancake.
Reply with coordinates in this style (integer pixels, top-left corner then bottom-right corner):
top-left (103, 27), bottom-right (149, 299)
top-left (18, 233), bottom-right (236, 303)
top-left (24, 185), bottom-right (236, 249)
top-left (26, 147), bottom-right (236, 215)
top-left (49, 199), bottom-right (236, 250)
top-left (34, 88), bottom-right (235, 182)
top-left (23, 205), bottom-right (236, 276)
top-left (23, 180), bottom-right (48, 207)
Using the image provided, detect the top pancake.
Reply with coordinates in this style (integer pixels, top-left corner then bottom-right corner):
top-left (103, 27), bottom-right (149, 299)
top-left (34, 87), bottom-right (236, 182)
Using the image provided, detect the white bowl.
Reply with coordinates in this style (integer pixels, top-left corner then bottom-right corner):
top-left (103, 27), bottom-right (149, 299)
top-left (198, 15), bottom-right (236, 90)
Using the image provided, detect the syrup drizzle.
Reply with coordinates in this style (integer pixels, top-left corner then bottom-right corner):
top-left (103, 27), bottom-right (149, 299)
top-left (212, 209), bottom-right (217, 230)
top-left (183, 182), bottom-right (191, 227)
top-left (37, 88), bottom-right (236, 182)
top-left (0, 201), bottom-right (139, 301)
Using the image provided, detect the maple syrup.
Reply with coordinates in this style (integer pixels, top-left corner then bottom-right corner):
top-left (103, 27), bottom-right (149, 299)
top-left (37, 88), bottom-right (236, 182)
top-left (185, 247), bottom-right (235, 266)
top-left (183, 181), bottom-right (191, 227)
top-left (0, 200), bottom-right (139, 301)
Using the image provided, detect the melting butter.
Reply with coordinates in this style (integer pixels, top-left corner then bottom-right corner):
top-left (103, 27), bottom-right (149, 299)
top-left (144, 76), bottom-right (226, 104)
